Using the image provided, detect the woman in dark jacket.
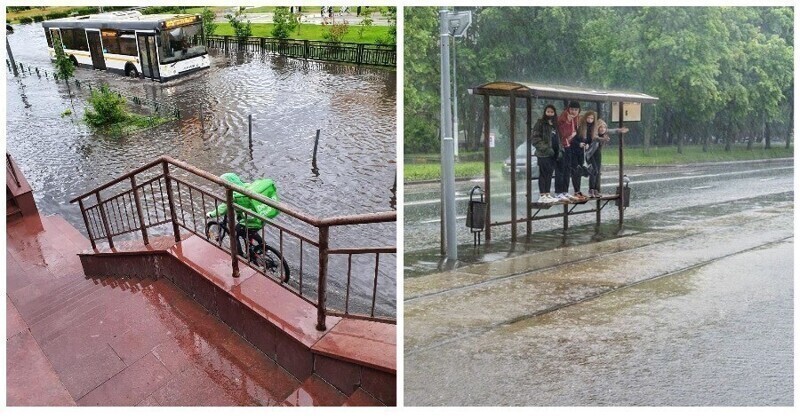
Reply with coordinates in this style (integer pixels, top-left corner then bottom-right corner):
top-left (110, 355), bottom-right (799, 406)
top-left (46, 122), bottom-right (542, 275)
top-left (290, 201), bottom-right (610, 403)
top-left (570, 110), bottom-right (599, 201)
top-left (529, 104), bottom-right (561, 203)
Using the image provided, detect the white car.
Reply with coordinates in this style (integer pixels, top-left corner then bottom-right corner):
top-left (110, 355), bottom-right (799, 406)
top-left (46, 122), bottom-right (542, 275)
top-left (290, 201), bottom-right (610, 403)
top-left (502, 143), bottom-right (540, 179)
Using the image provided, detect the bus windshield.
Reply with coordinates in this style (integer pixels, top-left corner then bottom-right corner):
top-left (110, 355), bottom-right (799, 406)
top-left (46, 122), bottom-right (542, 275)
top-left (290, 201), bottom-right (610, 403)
top-left (159, 22), bottom-right (206, 64)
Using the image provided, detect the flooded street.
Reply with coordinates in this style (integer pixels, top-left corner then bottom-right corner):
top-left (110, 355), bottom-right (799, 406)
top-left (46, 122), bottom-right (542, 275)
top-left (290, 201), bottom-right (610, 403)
top-left (6, 22), bottom-right (396, 316)
top-left (404, 159), bottom-right (793, 275)
top-left (406, 236), bottom-right (793, 405)
top-left (404, 162), bottom-right (793, 405)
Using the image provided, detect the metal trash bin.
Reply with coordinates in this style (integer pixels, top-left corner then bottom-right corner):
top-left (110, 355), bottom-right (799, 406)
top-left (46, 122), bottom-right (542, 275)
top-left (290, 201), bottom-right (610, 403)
top-left (615, 186), bottom-right (630, 207)
top-left (616, 175), bottom-right (631, 208)
top-left (466, 186), bottom-right (486, 245)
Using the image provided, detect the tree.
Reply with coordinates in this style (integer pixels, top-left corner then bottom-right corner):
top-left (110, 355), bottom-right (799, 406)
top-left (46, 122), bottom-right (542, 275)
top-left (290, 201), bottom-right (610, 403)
top-left (403, 7), bottom-right (440, 153)
top-left (201, 7), bottom-right (217, 41)
top-left (322, 22), bottom-right (349, 43)
top-left (358, 15), bottom-right (373, 40)
top-left (225, 8), bottom-right (252, 47)
top-left (378, 7), bottom-right (397, 45)
top-left (403, 6), bottom-right (795, 156)
top-left (272, 6), bottom-right (297, 39)
top-left (52, 33), bottom-right (75, 96)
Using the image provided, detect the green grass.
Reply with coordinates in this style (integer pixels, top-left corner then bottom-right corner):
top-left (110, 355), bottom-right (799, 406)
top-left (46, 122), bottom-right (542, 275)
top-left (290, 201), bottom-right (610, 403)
top-left (213, 22), bottom-right (394, 44)
top-left (404, 144), bottom-right (794, 182)
top-left (243, 6), bottom-right (278, 13)
top-left (404, 161), bottom-right (487, 182)
top-left (182, 7), bottom-right (225, 14)
top-left (603, 144), bottom-right (793, 165)
top-left (92, 113), bottom-right (173, 136)
top-left (7, 6), bottom-right (73, 22)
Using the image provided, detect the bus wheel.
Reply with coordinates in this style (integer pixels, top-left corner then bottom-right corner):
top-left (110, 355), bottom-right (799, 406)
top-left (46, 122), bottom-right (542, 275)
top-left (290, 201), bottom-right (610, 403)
top-left (125, 65), bottom-right (139, 78)
top-left (69, 55), bottom-right (78, 67)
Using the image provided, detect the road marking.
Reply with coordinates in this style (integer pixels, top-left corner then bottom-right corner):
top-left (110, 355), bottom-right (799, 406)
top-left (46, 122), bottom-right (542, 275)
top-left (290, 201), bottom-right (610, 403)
top-left (420, 215), bottom-right (466, 224)
top-left (405, 165), bottom-right (793, 207)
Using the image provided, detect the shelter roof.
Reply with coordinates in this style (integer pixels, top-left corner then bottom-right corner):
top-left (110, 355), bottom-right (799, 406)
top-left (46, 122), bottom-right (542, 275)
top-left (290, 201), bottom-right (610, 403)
top-left (469, 81), bottom-right (659, 104)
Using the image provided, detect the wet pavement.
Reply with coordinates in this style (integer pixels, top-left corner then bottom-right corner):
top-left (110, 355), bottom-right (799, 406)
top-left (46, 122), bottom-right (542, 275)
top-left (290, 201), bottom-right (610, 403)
top-left (404, 195), bottom-right (793, 405)
top-left (7, 214), bottom-right (363, 406)
top-left (404, 158), bottom-right (793, 276)
top-left (6, 22), bottom-right (396, 317)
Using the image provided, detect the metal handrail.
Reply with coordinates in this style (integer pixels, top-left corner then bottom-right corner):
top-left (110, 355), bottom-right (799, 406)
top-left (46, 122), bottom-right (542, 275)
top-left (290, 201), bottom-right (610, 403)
top-left (71, 155), bottom-right (397, 330)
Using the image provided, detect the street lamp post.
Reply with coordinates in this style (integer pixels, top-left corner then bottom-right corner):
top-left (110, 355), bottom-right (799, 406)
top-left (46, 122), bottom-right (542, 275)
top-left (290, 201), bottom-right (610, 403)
top-left (439, 9), bottom-right (471, 261)
top-left (7, 37), bottom-right (19, 77)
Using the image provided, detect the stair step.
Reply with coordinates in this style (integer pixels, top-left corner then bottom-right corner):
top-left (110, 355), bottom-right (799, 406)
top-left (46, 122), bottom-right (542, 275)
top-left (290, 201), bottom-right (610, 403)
top-left (343, 388), bottom-right (386, 406)
top-left (281, 375), bottom-right (348, 406)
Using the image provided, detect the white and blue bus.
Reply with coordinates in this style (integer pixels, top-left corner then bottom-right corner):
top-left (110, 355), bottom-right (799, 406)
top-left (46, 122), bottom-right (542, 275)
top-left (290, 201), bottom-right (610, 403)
top-left (42, 11), bottom-right (210, 82)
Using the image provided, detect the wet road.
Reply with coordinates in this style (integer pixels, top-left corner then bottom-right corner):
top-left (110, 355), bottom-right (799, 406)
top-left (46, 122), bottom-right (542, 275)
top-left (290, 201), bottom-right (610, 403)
top-left (6, 22), bottom-right (396, 317)
top-left (404, 159), bottom-right (793, 276)
top-left (404, 161), bottom-right (793, 405)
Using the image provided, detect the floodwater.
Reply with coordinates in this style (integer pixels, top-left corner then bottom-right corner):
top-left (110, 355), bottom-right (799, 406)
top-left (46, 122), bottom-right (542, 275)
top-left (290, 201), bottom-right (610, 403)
top-left (405, 200), bottom-right (794, 405)
top-left (6, 22), bottom-right (397, 317)
top-left (404, 159), bottom-right (794, 276)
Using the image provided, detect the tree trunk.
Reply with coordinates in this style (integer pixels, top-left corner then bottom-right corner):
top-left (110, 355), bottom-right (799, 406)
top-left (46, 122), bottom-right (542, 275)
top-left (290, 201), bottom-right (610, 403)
top-left (643, 105), bottom-right (651, 155)
top-left (724, 119), bottom-right (732, 152)
top-left (764, 120), bottom-right (771, 149)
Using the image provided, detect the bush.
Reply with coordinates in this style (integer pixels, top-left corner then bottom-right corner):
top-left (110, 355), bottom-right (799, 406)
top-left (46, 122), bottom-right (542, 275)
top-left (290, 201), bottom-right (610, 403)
top-left (33, 15), bottom-right (45, 22)
top-left (225, 9), bottom-right (252, 45)
top-left (18, 17), bottom-right (33, 24)
top-left (75, 7), bottom-right (99, 16)
top-left (84, 85), bottom-right (128, 127)
top-left (322, 22), bottom-right (349, 43)
top-left (271, 6), bottom-right (297, 39)
top-left (141, 6), bottom-right (181, 15)
top-left (201, 7), bottom-right (216, 40)
top-left (46, 12), bottom-right (69, 20)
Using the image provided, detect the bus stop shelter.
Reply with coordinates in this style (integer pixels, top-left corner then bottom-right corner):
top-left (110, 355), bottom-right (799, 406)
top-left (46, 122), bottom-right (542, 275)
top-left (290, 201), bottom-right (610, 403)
top-left (468, 81), bottom-right (659, 243)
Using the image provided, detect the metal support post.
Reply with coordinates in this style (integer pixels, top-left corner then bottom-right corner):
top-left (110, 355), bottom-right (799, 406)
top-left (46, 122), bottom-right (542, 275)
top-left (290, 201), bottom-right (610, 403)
top-left (316, 225), bottom-right (329, 330)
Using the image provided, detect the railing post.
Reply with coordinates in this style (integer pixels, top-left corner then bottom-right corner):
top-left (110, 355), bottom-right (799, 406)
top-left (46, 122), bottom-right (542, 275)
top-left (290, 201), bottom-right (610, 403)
top-left (304, 40), bottom-right (309, 60)
top-left (95, 191), bottom-right (114, 249)
top-left (130, 174), bottom-right (149, 245)
top-left (162, 161), bottom-right (181, 243)
top-left (227, 188), bottom-right (240, 278)
top-left (77, 198), bottom-right (97, 250)
top-left (316, 225), bottom-right (329, 331)
top-left (357, 44), bottom-right (364, 66)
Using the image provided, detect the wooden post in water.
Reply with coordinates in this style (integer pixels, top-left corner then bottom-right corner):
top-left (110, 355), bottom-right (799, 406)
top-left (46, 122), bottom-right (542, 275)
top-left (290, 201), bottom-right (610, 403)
top-left (199, 106), bottom-right (204, 132)
top-left (248, 114), bottom-right (253, 148)
top-left (312, 129), bottom-right (321, 171)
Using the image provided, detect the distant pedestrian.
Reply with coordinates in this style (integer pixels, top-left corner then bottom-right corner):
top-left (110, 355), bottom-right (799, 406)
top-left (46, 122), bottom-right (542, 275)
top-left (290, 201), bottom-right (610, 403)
top-left (321, 7), bottom-right (324, 18)
top-left (357, 6), bottom-right (362, 16)
top-left (530, 104), bottom-right (561, 204)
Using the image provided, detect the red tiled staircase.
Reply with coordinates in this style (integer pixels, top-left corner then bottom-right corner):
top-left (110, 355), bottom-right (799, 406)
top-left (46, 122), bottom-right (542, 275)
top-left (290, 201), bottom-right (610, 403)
top-left (7, 214), bottom-right (388, 406)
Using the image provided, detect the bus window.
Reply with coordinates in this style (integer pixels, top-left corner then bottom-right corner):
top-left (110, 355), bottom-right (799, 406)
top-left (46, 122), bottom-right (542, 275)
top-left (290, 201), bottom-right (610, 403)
top-left (118, 33), bottom-right (138, 57)
top-left (44, 28), bottom-right (53, 47)
top-left (101, 30), bottom-right (121, 54)
top-left (158, 22), bottom-right (206, 64)
top-left (62, 28), bottom-right (89, 51)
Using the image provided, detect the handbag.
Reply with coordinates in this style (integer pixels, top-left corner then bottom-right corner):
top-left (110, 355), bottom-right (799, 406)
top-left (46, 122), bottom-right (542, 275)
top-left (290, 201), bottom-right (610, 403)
top-left (578, 150), bottom-right (591, 178)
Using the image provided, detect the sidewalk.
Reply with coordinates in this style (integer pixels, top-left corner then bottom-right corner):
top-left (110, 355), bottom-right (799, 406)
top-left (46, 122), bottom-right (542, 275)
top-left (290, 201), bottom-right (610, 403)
top-left (214, 9), bottom-right (393, 26)
top-left (6, 214), bottom-right (353, 406)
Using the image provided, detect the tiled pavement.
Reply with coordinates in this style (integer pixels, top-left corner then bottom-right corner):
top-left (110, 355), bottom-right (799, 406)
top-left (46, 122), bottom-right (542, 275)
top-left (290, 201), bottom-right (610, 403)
top-left (6, 214), bottom-right (365, 406)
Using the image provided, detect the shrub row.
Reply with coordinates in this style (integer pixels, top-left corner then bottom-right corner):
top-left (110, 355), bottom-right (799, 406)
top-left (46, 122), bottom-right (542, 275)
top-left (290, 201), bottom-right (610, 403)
top-left (12, 6), bottom-right (129, 24)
